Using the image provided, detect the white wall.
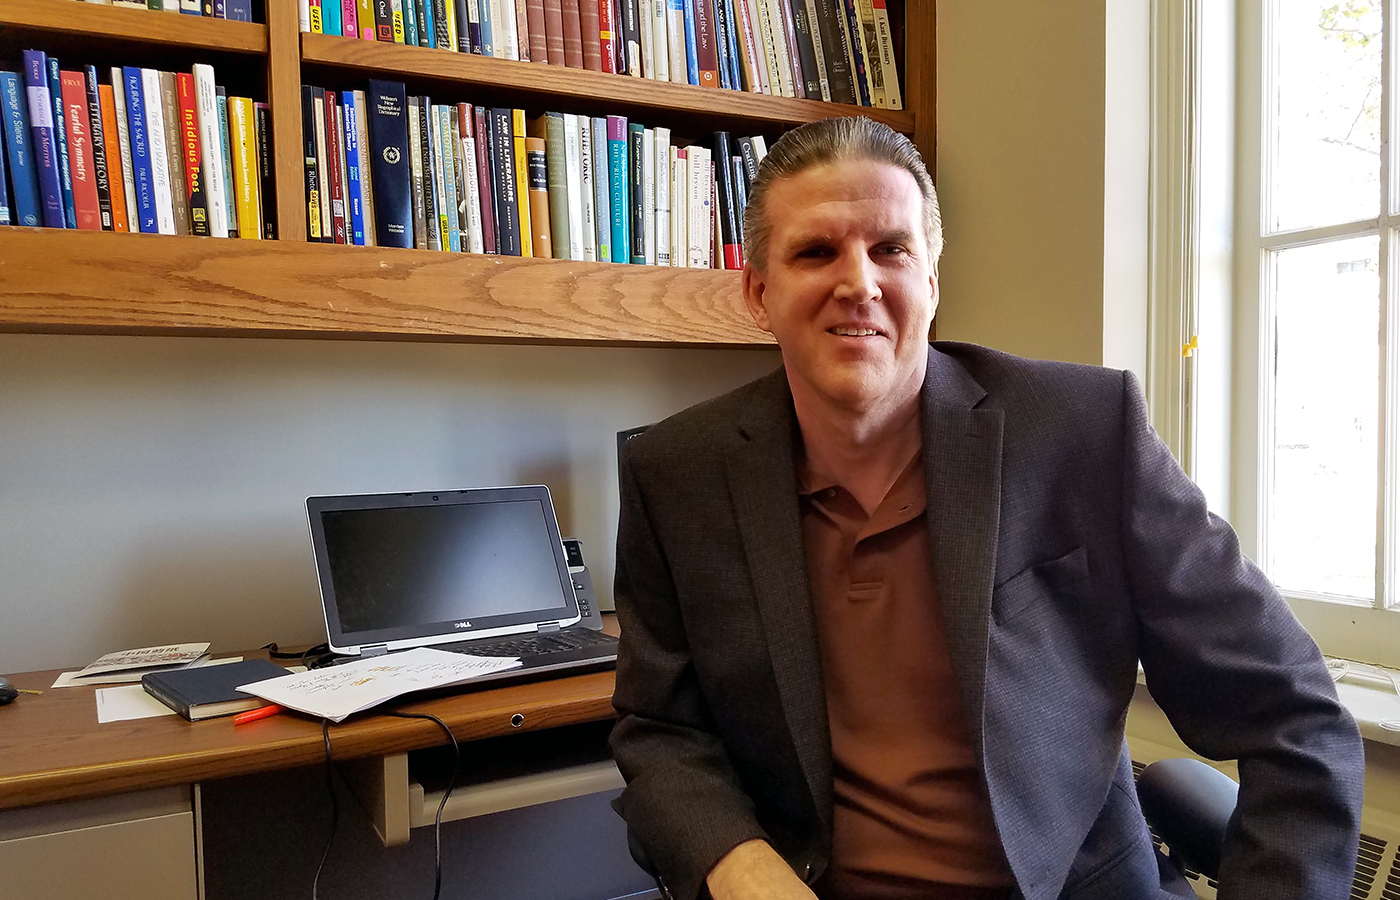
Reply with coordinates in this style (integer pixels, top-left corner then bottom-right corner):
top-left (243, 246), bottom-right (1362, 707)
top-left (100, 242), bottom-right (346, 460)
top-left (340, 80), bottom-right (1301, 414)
top-left (0, 334), bottom-right (779, 673)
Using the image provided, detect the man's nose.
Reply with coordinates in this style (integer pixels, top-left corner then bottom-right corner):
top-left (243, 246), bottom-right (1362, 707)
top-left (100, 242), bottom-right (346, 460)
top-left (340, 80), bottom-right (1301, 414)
top-left (832, 250), bottom-right (880, 303)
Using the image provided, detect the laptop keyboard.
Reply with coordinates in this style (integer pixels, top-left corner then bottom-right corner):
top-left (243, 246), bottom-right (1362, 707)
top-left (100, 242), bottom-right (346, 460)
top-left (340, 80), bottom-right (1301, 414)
top-left (449, 628), bottom-right (616, 658)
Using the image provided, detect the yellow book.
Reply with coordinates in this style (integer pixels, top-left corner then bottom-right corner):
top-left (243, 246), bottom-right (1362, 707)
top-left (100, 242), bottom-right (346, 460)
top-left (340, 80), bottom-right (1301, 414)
top-left (444, 0), bottom-right (458, 50)
top-left (227, 97), bottom-right (261, 240)
top-left (356, 0), bottom-right (374, 39)
top-left (390, 0), bottom-right (405, 43)
top-left (309, 0), bottom-right (323, 33)
top-left (512, 109), bottom-right (532, 258)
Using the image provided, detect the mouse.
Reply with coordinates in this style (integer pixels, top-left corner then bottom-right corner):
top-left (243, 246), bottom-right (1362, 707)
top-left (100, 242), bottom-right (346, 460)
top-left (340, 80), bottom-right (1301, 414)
top-left (0, 677), bottom-right (17, 705)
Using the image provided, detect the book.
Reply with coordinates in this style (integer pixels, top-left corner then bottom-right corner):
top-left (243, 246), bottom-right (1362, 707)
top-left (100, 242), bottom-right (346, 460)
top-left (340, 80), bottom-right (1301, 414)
top-left (229, 96), bottom-right (261, 240)
top-left (606, 115), bottom-right (629, 262)
top-left (654, 125), bottom-right (670, 266)
top-left (671, 145), bottom-right (686, 265)
top-left (666, 0), bottom-right (688, 83)
top-left (600, 0), bottom-right (619, 73)
top-left (48, 57), bottom-right (77, 228)
top-left (788, 0), bottom-right (822, 98)
top-left (564, 112), bottom-right (584, 260)
top-left (577, 117), bottom-right (596, 261)
top-left (526, 0), bottom-right (549, 61)
top-left (869, 0), bottom-right (900, 109)
top-left (802, 0), bottom-right (831, 100)
top-left (472, 105), bottom-right (496, 253)
top-left (0, 73), bottom-right (41, 228)
top-left (359, 0), bottom-right (377, 37)
top-left (489, 107), bottom-right (520, 255)
top-left (731, 152), bottom-right (747, 259)
top-left (301, 86), bottom-right (323, 240)
top-left (711, 0), bottom-right (731, 89)
top-left (175, 72), bottom-right (210, 236)
top-left (109, 67), bottom-right (140, 232)
top-left (628, 122), bottom-right (644, 262)
top-left (121, 67), bottom-right (157, 233)
top-left (311, 87), bottom-right (331, 240)
top-left (852, 0), bottom-right (882, 107)
top-left (514, 0), bottom-right (532, 58)
top-left (83, 68), bottom-right (114, 231)
top-left (480, 0), bottom-right (495, 55)
top-left (22, 52), bottom-right (66, 228)
top-left (425, 103), bottom-right (444, 249)
top-left (391, 0), bottom-right (407, 42)
top-left (335, 101), bottom-right (351, 242)
top-left (619, 0), bottom-right (642, 76)
top-left (642, 127), bottom-right (655, 263)
top-left (255, 102), bottom-right (277, 239)
top-left (139, 69), bottom-right (175, 234)
top-left (324, 0), bottom-right (342, 39)
top-left (407, 96), bottom-right (428, 248)
top-left (524, 136), bottom-right (551, 257)
top-left (217, 89), bottom-right (239, 235)
top-left (158, 71), bottom-right (191, 235)
top-left (539, 112), bottom-right (568, 257)
top-left (324, 91), bottom-right (348, 243)
top-left (367, 79), bottom-right (412, 247)
top-left (543, 0), bottom-right (566, 65)
top-left (837, 0), bottom-right (869, 105)
top-left (141, 657), bottom-right (291, 721)
top-left (457, 104), bottom-right (483, 253)
top-left (776, 0), bottom-right (807, 98)
top-left (500, 0), bottom-right (522, 59)
top-left (343, 92), bottom-right (366, 245)
top-left (680, 0), bottom-right (699, 86)
top-left (353, 92), bottom-right (375, 245)
top-left (717, 0), bottom-right (742, 90)
top-left (758, 0), bottom-right (792, 97)
top-left (512, 108), bottom-right (532, 256)
top-left (739, 0), bottom-right (770, 95)
top-left (374, 0), bottom-right (394, 39)
top-left (650, 0), bottom-right (670, 81)
top-left (687, 143), bottom-right (711, 267)
top-left (440, 104), bottom-right (463, 251)
top-left (73, 642), bottom-right (212, 682)
top-left (590, 116), bottom-right (610, 260)
top-left (579, 0), bottom-right (603, 70)
top-left (712, 130), bottom-right (739, 268)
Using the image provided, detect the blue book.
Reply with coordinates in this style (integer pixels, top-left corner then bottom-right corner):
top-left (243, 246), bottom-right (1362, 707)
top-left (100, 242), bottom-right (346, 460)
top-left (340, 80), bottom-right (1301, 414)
top-left (0, 120), bottom-right (10, 225)
top-left (400, 0), bottom-right (416, 47)
top-left (0, 72), bottom-right (42, 227)
top-left (681, 0), bottom-right (699, 86)
top-left (721, 0), bottom-right (742, 92)
top-left (324, 0), bottom-right (342, 39)
top-left (218, 90), bottom-right (238, 236)
top-left (46, 57), bottom-right (75, 229)
top-left (606, 115), bottom-right (629, 263)
top-left (422, 0), bottom-right (437, 51)
top-left (21, 51), bottom-right (64, 228)
top-left (342, 92), bottom-right (366, 246)
top-left (121, 67), bottom-right (158, 233)
top-left (714, 0), bottom-right (731, 91)
top-left (480, 0), bottom-right (494, 57)
top-left (226, 0), bottom-right (252, 21)
top-left (591, 117), bottom-right (609, 261)
top-left (366, 79), bottom-right (413, 248)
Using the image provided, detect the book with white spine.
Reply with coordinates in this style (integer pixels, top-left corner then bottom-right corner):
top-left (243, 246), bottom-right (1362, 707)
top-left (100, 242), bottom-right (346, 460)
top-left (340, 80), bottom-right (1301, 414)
top-left (563, 113), bottom-right (585, 261)
top-left (869, 0), bottom-right (901, 109)
top-left (140, 69), bottom-right (175, 235)
top-left (459, 121), bottom-right (484, 254)
top-left (758, 0), bottom-right (793, 97)
top-left (667, 0), bottom-right (688, 84)
top-left (110, 66), bottom-right (139, 233)
top-left (652, 0), bottom-right (670, 82)
top-left (192, 65), bottom-right (229, 238)
top-left (639, 0), bottom-right (655, 79)
top-left (578, 120), bottom-right (596, 262)
top-left (687, 144), bottom-right (710, 267)
top-left (671, 147), bottom-right (686, 266)
top-left (654, 126), bottom-right (671, 266)
top-left (312, 90), bottom-right (331, 242)
top-left (495, 0), bottom-right (519, 60)
top-left (642, 127), bottom-right (655, 264)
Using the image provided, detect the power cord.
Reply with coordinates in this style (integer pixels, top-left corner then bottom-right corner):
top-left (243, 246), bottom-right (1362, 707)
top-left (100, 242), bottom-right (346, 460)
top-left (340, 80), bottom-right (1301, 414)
top-left (309, 712), bottom-right (461, 900)
top-left (1326, 658), bottom-right (1400, 732)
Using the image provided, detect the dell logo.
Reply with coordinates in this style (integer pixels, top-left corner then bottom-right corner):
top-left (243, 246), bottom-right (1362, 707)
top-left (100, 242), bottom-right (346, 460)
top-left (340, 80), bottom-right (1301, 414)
top-left (454, 621), bottom-right (471, 629)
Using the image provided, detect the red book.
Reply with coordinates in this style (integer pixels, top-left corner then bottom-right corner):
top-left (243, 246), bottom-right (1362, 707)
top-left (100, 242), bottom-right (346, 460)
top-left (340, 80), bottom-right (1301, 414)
top-left (175, 73), bottom-right (210, 236)
top-left (323, 92), bottom-right (346, 244)
top-left (59, 71), bottom-right (101, 231)
top-left (543, 0), bottom-right (567, 65)
top-left (579, 0), bottom-right (602, 71)
top-left (561, 0), bottom-right (585, 68)
top-left (526, 0), bottom-right (549, 62)
top-left (691, 0), bottom-right (719, 88)
top-left (598, 0), bottom-right (617, 74)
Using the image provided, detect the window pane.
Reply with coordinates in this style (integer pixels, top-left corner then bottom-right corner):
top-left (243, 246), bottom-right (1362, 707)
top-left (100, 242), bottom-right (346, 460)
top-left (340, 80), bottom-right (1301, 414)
top-left (1268, 0), bottom-right (1381, 232)
top-left (1268, 236), bottom-right (1379, 599)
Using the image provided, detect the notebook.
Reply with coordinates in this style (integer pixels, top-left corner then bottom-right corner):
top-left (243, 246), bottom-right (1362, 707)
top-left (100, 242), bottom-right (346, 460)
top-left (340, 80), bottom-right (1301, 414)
top-left (306, 486), bottom-right (617, 685)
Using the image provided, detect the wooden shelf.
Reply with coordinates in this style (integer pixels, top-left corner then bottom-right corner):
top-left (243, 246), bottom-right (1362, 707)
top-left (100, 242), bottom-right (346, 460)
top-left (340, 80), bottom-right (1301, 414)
top-left (0, 0), bottom-right (268, 54)
top-left (0, 228), bottom-right (775, 347)
top-left (301, 31), bottom-right (916, 135)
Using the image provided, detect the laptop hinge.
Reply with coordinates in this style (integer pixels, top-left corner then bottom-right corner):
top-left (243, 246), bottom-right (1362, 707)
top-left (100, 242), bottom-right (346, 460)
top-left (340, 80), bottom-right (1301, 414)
top-left (536, 622), bottom-right (562, 633)
top-left (361, 644), bottom-right (389, 657)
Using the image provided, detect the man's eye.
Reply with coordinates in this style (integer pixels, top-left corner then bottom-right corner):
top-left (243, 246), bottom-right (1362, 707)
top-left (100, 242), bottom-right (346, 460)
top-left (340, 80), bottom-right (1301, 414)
top-left (877, 244), bottom-right (908, 256)
top-left (796, 247), bottom-right (832, 258)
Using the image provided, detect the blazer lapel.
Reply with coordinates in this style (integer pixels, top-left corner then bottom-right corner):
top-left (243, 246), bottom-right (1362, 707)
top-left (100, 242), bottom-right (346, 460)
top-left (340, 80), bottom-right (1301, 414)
top-left (725, 371), bottom-right (835, 832)
top-left (921, 347), bottom-right (1004, 763)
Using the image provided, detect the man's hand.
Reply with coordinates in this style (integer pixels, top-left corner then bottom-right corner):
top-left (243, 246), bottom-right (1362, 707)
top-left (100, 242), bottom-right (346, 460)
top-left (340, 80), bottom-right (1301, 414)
top-left (705, 839), bottom-right (817, 900)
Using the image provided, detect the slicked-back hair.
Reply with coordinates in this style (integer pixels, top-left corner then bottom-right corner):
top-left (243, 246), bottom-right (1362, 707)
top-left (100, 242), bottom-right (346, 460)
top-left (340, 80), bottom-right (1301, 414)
top-left (742, 116), bottom-right (941, 271)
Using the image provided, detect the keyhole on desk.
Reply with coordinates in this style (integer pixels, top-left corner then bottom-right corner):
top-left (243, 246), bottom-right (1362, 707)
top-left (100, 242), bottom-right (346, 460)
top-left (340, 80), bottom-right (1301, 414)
top-left (511, 713), bottom-right (525, 727)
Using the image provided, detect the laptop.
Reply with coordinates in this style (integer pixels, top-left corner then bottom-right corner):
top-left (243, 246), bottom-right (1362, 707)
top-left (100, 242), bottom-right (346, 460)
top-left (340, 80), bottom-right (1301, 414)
top-left (306, 485), bottom-right (617, 685)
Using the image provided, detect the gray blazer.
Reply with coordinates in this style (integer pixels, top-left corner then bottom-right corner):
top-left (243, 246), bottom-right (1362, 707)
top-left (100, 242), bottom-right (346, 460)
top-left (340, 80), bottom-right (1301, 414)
top-left (610, 342), bottom-right (1364, 900)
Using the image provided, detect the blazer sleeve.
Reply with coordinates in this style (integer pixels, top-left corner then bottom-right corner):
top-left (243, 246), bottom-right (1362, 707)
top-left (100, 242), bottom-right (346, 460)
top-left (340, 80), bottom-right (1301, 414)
top-left (1120, 370), bottom-right (1365, 899)
top-left (609, 439), bottom-right (771, 900)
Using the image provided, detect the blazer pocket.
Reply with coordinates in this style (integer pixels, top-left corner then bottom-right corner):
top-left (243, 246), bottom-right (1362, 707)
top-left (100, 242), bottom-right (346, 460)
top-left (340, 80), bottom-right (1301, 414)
top-left (991, 546), bottom-right (1090, 626)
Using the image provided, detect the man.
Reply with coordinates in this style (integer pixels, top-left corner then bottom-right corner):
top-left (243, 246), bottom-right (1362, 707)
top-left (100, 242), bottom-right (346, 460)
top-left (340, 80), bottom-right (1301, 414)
top-left (609, 117), bottom-right (1363, 900)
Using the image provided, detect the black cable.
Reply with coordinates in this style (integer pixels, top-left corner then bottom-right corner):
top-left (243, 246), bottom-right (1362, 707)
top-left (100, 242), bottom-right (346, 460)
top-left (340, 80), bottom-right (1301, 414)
top-left (311, 718), bottom-right (338, 900)
top-left (385, 711), bottom-right (461, 900)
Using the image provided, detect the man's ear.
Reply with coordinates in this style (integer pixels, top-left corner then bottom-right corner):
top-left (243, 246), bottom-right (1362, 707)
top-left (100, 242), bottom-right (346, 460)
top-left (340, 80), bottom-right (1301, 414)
top-left (742, 265), bottom-right (773, 333)
top-left (929, 262), bottom-right (939, 319)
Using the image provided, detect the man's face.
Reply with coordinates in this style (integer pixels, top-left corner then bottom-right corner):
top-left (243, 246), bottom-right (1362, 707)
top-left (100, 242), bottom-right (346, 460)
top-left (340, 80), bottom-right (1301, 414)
top-left (743, 159), bottom-right (938, 419)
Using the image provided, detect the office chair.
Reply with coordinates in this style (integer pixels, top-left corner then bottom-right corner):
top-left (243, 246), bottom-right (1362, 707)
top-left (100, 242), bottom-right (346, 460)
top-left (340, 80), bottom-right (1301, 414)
top-left (626, 757), bottom-right (1239, 897)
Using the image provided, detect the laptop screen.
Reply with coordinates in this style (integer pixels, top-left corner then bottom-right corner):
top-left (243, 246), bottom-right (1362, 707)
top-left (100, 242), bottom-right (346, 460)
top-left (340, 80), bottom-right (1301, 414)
top-left (307, 486), bottom-right (580, 654)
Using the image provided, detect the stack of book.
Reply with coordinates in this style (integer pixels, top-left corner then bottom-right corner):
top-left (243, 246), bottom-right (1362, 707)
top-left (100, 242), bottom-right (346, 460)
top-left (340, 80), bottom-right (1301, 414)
top-left (300, 0), bottom-right (901, 109)
top-left (67, 0), bottom-right (257, 22)
top-left (306, 78), bottom-right (766, 268)
top-left (0, 51), bottom-right (274, 237)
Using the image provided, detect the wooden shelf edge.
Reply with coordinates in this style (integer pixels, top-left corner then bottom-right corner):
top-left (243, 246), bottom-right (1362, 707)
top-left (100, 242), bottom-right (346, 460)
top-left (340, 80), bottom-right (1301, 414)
top-left (0, 229), bottom-right (777, 348)
top-left (0, 0), bottom-right (269, 54)
top-left (300, 32), bottom-right (916, 135)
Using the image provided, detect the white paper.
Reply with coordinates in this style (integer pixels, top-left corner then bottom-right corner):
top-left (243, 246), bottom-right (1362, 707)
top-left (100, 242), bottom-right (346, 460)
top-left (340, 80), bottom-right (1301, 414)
top-left (72, 642), bottom-right (212, 679)
top-left (237, 647), bottom-right (522, 723)
top-left (55, 654), bottom-right (242, 689)
top-left (96, 685), bottom-right (178, 723)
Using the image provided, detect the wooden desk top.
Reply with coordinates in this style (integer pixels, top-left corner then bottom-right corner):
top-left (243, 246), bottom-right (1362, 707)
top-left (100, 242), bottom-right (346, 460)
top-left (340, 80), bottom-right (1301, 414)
top-left (0, 631), bottom-right (620, 812)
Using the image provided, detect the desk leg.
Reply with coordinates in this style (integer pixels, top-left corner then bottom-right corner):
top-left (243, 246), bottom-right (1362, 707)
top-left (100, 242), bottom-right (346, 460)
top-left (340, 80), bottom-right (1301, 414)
top-left (342, 754), bottom-right (411, 847)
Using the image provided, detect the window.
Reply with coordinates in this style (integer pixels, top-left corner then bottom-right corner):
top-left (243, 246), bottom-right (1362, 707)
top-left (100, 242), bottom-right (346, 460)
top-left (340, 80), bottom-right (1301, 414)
top-left (1233, 0), bottom-right (1400, 662)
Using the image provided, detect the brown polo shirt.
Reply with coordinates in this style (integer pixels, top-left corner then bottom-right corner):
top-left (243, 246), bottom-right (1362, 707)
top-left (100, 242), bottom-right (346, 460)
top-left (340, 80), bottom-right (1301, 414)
top-left (797, 450), bottom-right (1014, 900)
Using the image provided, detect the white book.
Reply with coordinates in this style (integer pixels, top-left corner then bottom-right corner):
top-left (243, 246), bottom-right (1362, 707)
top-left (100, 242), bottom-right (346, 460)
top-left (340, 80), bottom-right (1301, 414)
top-left (803, 0), bottom-right (831, 102)
top-left (870, 0), bottom-right (901, 110)
top-left (744, 0), bottom-right (773, 95)
top-left (654, 127), bottom-right (671, 267)
top-left (667, 0), bottom-right (688, 84)
top-left (563, 113), bottom-right (585, 261)
top-left (687, 146), bottom-right (711, 268)
top-left (193, 65), bottom-right (230, 239)
top-left (751, 134), bottom-right (767, 162)
top-left (758, 0), bottom-right (794, 98)
top-left (162, 0), bottom-right (179, 10)
top-left (354, 91), bottom-right (377, 247)
top-left (313, 91), bottom-right (331, 242)
top-left (140, 69), bottom-right (176, 235)
top-left (578, 120), bottom-right (597, 262)
top-left (299, 0), bottom-right (311, 31)
top-left (110, 66), bottom-right (140, 234)
top-left (639, 0), bottom-right (655, 79)
top-left (854, 0), bottom-right (883, 107)
top-left (671, 148), bottom-right (686, 266)
top-left (642, 128), bottom-right (656, 265)
top-left (460, 131), bottom-right (485, 254)
top-left (652, 0), bottom-right (669, 82)
top-left (495, 0), bottom-right (519, 60)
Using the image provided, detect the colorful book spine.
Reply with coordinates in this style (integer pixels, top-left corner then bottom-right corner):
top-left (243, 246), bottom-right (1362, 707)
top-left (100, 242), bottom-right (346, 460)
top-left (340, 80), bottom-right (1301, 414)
top-left (300, 86), bottom-right (323, 240)
top-left (606, 114), bottom-right (629, 263)
top-left (175, 72), bottom-right (210, 236)
top-left (324, 0), bottom-right (342, 38)
top-left (542, 112), bottom-right (569, 258)
top-left (97, 84), bottom-right (129, 232)
top-left (671, 145), bottom-right (686, 265)
top-left (193, 66), bottom-right (229, 238)
top-left (158, 72), bottom-right (191, 235)
top-left (628, 122), bottom-right (644, 263)
top-left (776, 0), bottom-right (807, 98)
top-left (366, 80), bottom-right (412, 247)
top-left (374, 0), bottom-right (394, 39)
top-left (122, 67), bottom-right (157, 233)
top-left (343, 0), bottom-right (360, 35)
top-left (457, 104), bottom-right (482, 253)
top-left (109, 67), bottom-right (139, 232)
top-left (255, 102), bottom-right (277, 239)
top-left (523, 136), bottom-right (551, 257)
top-left (591, 116), bottom-right (609, 260)
top-left (691, 0), bottom-right (718, 87)
top-left (359, 0), bottom-right (377, 37)
top-left (473, 105), bottom-right (496, 252)
top-left (140, 69), bottom-right (174, 235)
top-left (712, 0), bottom-right (731, 90)
top-left (801, 0), bottom-right (830, 100)
top-left (47, 58), bottom-right (78, 227)
top-left (578, 0), bottom-right (602, 70)
top-left (439, 105), bottom-right (461, 251)
top-left (325, 91), bottom-right (348, 243)
top-left (619, 0), bottom-right (642, 75)
top-left (489, 107), bottom-right (520, 255)
top-left (787, 0), bottom-right (821, 98)
top-left (23, 52), bottom-right (65, 228)
top-left (837, 0), bottom-right (868, 105)
top-left (852, 0), bottom-right (882, 106)
top-left (642, 127), bottom-right (655, 262)
top-left (712, 130), bottom-right (739, 267)
top-left (680, 0), bottom-right (700, 86)
top-left (415, 97), bottom-right (437, 249)
top-left (218, 90), bottom-right (238, 235)
top-left (82, 68), bottom-right (114, 231)
top-left (599, 0), bottom-right (618, 73)
top-left (229, 96), bottom-right (261, 240)
top-left (1, 72), bottom-right (42, 228)
top-left (512, 108), bottom-right (532, 257)
top-left (342, 92), bottom-right (366, 244)
top-left (870, 0), bottom-right (900, 109)
top-left (0, 109), bottom-right (10, 224)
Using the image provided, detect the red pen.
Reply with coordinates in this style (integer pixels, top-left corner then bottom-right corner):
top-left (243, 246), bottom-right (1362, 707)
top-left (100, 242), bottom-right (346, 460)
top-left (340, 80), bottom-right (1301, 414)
top-left (233, 704), bottom-right (284, 725)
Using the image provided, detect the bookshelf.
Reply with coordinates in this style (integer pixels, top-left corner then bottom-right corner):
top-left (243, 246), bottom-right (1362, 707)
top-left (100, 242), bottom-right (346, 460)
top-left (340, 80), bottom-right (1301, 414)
top-left (0, 0), bottom-right (933, 348)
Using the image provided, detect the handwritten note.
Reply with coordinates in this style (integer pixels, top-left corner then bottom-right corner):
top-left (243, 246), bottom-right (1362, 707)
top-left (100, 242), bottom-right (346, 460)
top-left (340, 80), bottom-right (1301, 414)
top-left (236, 647), bottom-right (522, 722)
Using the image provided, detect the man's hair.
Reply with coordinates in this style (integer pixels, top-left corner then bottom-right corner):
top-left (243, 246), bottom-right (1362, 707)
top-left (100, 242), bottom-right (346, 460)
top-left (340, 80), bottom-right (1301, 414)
top-left (741, 116), bottom-right (942, 271)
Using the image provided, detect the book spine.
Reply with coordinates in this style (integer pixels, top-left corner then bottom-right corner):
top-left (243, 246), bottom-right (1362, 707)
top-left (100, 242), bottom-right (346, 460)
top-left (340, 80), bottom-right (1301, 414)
top-left (480, 0), bottom-right (495, 55)
top-left (692, 0), bottom-right (718, 88)
top-left (109, 68), bottom-right (139, 232)
top-left (512, 108), bottom-right (531, 256)
top-left (578, 0), bottom-right (602, 70)
top-left (324, 92), bottom-right (346, 243)
top-left (853, 0), bottom-right (882, 106)
top-left (671, 146), bottom-right (686, 265)
top-left (576, 118), bottom-right (596, 260)
top-left (158, 72), bottom-right (191, 235)
top-left (499, 0), bottom-right (521, 58)
top-left (680, 0), bottom-right (699, 85)
top-left (229, 0), bottom-right (252, 20)
top-left (606, 115), bottom-right (629, 262)
top-left (489, 107), bottom-right (520, 255)
top-left (527, 0), bottom-right (549, 61)
top-left (741, 0), bottom-right (770, 94)
top-left (731, 152), bottom-right (747, 259)
top-left (336, 101), bottom-right (351, 240)
top-left (0, 99), bottom-right (16, 223)
top-left (638, 0), bottom-right (655, 78)
top-left (374, 0), bottom-right (394, 39)
top-left (366, 79), bottom-right (412, 247)
top-left (391, 0), bottom-right (408, 42)
top-left (311, 88), bottom-right (330, 240)
top-left (757, 0), bottom-right (791, 97)
top-left (591, 117), bottom-right (610, 259)
top-left (524, 136), bottom-right (551, 257)
top-left (96, 84), bottom-right (128, 232)
top-left (687, 144), bottom-right (710, 266)
top-left (354, 92), bottom-right (374, 244)
top-left (665, 0), bottom-right (687, 83)
top-left (599, 0), bottom-right (618, 74)
top-left (341, 93), bottom-right (365, 244)
top-left (473, 106), bottom-right (496, 252)
top-left (654, 126), bottom-right (670, 266)
top-left (718, 0), bottom-right (742, 90)
top-left (712, 130), bottom-right (739, 267)
top-left (59, 72), bottom-right (100, 231)
top-left (560, 0), bottom-right (583, 67)
top-left (48, 60), bottom-right (77, 228)
top-left (255, 102), bottom-right (277, 239)
top-left (431, 0), bottom-right (450, 46)
top-left (83, 68), bottom-right (114, 231)
top-left (192, 66), bottom-right (229, 238)
top-left (836, 0), bottom-right (867, 105)
top-left (776, 0), bottom-right (806, 98)
top-left (402, 0), bottom-right (420, 46)
top-left (543, 0), bottom-right (567, 64)
top-left (325, 0), bottom-right (343, 37)
top-left (514, 0), bottom-right (532, 58)
top-left (440, 106), bottom-right (460, 250)
top-left (175, 72), bottom-right (210, 236)
top-left (218, 91), bottom-right (238, 234)
top-left (407, 96), bottom-right (427, 248)
top-left (619, 0), bottom-right (642, 76)
top-left (627, 121), bottom-right (644, 263)
top-left (650, 0), bottom-right (669, 81)
top-left (457, 104), bottom-right (483, 253)
top-left (310, 0), bottom-right (324, 32)
top-left (465, 0), bottom-right (483, 52)
top-left (642, 127), bottom-right (655, 263)
top-left (802, 0), bottom-right (830, 100)
top-left (1, 73), bottom-right (42, 228)
top-left (788, 0), bottom-right (821, 98)
top-left (543, 112), bottom-right (569, 258)
top-left (229, 97), bottom-right (260, 240)
top-left (359, 0), bottom-right (377, 36)
top-left (121, 68), bottom-right (157, 233)
top-left (869, 0), bottom-right (899, 109)
top-left (425, 103), bottom-right (444, 249)
top-left (563, 113), bottom-right (584, 260)
top-left (711, 0), bottom-right (729, 89)
top-left (23, 53), bottom-right (65, 228)
top-left (140, 70), bottom-right (174, 234)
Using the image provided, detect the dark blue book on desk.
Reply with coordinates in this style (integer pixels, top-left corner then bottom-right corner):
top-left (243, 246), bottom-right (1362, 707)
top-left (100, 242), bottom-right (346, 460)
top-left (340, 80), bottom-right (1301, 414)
top-left (367, 79), bottom-right (413, 249)
top-left (142, 658), bottom-right (290, 721)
